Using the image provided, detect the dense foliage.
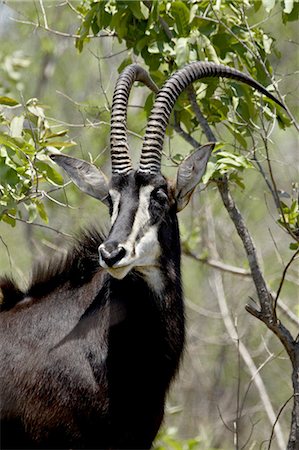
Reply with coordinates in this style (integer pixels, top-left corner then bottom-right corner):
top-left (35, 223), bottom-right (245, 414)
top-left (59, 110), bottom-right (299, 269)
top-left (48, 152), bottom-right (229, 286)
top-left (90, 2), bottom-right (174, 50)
top-left (1, 1), bottom-right (298, 232)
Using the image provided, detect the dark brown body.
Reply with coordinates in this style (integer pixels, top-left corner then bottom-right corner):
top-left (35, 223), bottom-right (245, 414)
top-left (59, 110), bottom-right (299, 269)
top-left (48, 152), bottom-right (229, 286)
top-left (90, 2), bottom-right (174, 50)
top-left (0, 220), bottom-right (184, 449)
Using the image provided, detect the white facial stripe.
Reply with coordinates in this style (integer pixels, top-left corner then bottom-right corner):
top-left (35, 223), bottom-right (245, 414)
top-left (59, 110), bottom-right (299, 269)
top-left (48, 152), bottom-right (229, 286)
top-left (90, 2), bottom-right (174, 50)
top-left (109, 189), bottom-right (121, 226)
top-left (124, 185), bottom-right (154, 251)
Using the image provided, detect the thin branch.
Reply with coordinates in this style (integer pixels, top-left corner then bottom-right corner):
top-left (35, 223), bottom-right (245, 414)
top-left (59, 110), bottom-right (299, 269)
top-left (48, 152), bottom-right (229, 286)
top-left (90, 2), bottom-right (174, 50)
top-left (218, 179), bottom-right (273, 318)
top-left (173, 113), bottom-right (201, 148)
top-left (144, 1), bottom-right (174, 41)
top-left (205, 203), bottom-right (286, 450)
top-left (216, 404), bottom-right (235, 434)
top-left (253, 150), bottom-right (280, 208)
top-left (0, 235), bottom-right (13, 272)
top-left (261, 127), bottom-right (298, 242)
top-left (95, 49), bottom-right (128, 60)
top-left (274, 250), bottom-right (299, 311)
top-left (65, 0), bottom-right (84, 18)
top-left (187, 86), bottom-right (216, 143)
top-left (38, 0), bottom-right (48, 29)
top-left (218, 180), bottom-right (295, 360)
top-left (267, 395), bottom-right (296, 450)
top-left (275, 298), bottom-right (299, 327)
top-left (239, 352), bottom-right (275, 421)
top-left (6, 214), bottom-right (73, 238)
top-left (183, 247), bottom-right (251, 277)
top-left (9, 17), bottom-right (116, 39)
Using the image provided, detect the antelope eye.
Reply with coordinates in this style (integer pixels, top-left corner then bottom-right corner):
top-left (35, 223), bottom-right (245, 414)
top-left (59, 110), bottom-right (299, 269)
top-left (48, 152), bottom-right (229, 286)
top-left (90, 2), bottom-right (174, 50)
top-left (152, 188), bottom-right (168, 203)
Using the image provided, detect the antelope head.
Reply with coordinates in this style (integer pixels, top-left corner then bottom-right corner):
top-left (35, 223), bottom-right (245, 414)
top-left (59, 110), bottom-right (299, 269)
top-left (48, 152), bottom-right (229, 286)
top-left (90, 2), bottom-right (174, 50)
top-left (52, 62), bottom-right (284, 282)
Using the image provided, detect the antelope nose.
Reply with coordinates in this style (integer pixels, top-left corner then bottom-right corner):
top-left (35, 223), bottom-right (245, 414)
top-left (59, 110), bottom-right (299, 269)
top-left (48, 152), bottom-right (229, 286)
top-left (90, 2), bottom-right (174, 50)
top-left (99, 242), bottom-right (126, 267)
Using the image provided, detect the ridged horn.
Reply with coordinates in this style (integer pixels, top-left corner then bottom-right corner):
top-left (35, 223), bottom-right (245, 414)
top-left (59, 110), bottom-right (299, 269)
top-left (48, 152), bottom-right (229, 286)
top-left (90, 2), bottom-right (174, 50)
top-left (139, 61), bottom-right (285, 174)
top-left (110, 64), bottom-right (158, 175)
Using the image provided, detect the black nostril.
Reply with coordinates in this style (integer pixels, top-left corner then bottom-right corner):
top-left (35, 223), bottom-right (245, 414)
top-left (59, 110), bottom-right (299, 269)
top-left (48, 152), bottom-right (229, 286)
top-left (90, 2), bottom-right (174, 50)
top-left (99, 243), bottom-right (126, 267)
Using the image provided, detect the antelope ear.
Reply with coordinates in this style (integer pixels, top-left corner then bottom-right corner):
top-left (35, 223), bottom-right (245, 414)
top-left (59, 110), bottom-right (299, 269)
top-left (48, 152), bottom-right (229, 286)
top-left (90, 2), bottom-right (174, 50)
top-left (51, 154), bottom-right (109, 206)
top-left (175, 143), bottom-right (215, 212)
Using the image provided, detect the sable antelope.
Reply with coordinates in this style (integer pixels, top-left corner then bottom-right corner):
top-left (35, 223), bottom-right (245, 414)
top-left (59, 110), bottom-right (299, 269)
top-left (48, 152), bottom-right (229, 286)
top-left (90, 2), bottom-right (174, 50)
top-left (0, 62), bottom-right (284, 449)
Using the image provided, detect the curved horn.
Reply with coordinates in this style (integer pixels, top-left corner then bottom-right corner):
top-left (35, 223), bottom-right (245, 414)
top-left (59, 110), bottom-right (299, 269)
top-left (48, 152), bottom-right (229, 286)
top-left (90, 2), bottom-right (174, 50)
top-left (110, 64), bottom-right (158, 175)
top-left (139, 61), bottom-right (285, 174)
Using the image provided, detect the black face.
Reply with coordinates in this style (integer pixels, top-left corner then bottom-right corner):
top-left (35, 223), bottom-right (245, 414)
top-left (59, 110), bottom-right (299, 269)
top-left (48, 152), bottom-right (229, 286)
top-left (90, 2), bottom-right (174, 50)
top-left (98, 170), bottom-right (176, 280)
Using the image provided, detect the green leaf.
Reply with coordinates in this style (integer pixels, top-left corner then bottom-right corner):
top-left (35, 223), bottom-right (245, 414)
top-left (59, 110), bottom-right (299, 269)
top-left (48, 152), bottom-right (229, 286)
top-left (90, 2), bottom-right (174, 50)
top-left (1, 213), bottom-right (16, 227)
top-left (26, 102), bottom-right (45, 118)
top-left (289, 242), bottom-right (299, 251)
top-left (129, 2), bottom-right (149, 20)
top-left (0, 133), bottom-right (36, 155)
top-left (201, 35), bottom-right (220, 63)
top-left (36, 201), bottom-right (48, 223)
top-left (171, 1), bottom-right (190, 37)
top-left (118, 56), bottom-right (133, 74)
top-left (10, 115), bottom-right (24, 138)
top-left (25, 203), bottom-right (37, 223)
top-left (35, 161), bottom-right (64, 186)
top-left (44, 129), bottom-right (68, 139)
top-left (144, 92), bottom-right (155, 117)
top-left (254, 1), bottom-right (262, 11)
top-left (91, 16), bottom-right (100, 35)
top-left (42, 140), bottom-right (76, 149)
top-left (202, 161), bottom-right (216, 184)
top-left (0, 133), bottom-right (23, 152)
top-left (175, 38), bottom-right (189, 67)
top-left (262, 0), bottom-right (275, 13)
top-left (172, 153), bottom-right (184, 163)
top-left (284, 0), bottom-right (294, 14)
top-left (0, 164), bottom-right (19, 186)
top-left (0, 96), bottom-right (20, 107)
top-left (282, 2), bottom-right (298, 22)
top-left (263, 34), bottom-right (273, 54)
top-left (140, 2), bottom-right (150, 19)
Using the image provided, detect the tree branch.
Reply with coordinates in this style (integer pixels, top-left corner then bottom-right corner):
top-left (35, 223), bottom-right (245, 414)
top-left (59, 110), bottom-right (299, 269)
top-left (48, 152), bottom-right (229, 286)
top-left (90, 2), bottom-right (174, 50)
top-left (274, 250), bottom-right (299, 311)
top-left (183, 247), bottom-right (251, 277)
top-left (176, 79), bottom-right (298, 446)
top-left (10, 17), bottom-right (116, 40)
top-left (187, 86), bottom-right (216, 143)
top-left (205, 203), bottom-right (286, 449)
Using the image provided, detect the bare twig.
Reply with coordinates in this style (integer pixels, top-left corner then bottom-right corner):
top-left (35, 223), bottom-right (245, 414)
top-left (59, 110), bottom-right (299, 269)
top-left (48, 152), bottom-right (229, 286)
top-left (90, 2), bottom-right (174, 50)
top-left (6, 215), bottom-right (73, 238)
top-left (275, 298), bottom-right (299, 327)
top-left (252, 149), bottom-right (280, 208)
top-left (260, 124), bottom-right (298, 242)
top-left (144, 1), bottom-right (173, 41)
top-left (173, 113), bottom-right (201, 149)
top-left (267, 395), bottom-right (297, 450)
top-left (218, 181), bottom-right (296, 357)
top-left (0, 236), bottom-right (13, 272)
top-left (216, 404), bottom-right (234, 434)
top-left (10, 17), bottom-right (116, 40)
top-left (65, 0), bottom-right (84, 18)
top-left (274, 250), bottom-right (299, 311)
top-left (183, 247), bottom-right (251, 277)
top-left (205, 203), bottom-right (286, 449)
top-left (187, 86), bottom-right (216, 143)
top-left (38, 0), bottom-right (48, 29)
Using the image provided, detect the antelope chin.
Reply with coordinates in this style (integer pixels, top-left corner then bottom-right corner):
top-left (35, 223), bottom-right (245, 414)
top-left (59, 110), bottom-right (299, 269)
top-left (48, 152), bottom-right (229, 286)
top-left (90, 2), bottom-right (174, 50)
top-left (106, 265), bottom-right (133, 280)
